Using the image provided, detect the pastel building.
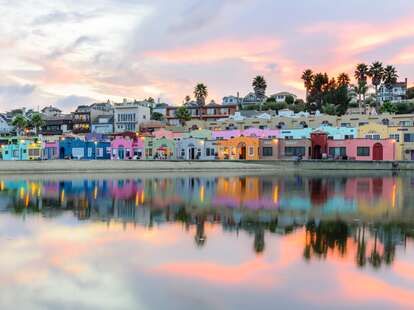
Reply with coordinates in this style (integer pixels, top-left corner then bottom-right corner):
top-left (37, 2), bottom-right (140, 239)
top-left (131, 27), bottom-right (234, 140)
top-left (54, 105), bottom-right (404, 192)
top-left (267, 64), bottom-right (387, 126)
top-left (176, 138), bottom-right (217, 160)
top-left (43, 141), bottom-right (59, 160)
top-left (358, 123), bottom-right (414, 160)
top-left (2, 139), bottom-right (42, 160)
top-left (311, 132), bottom-right (396, 160)
top-left (152, 128), bottom-right (183, 140)
top-left (212, 128), bottom-right (279, 140)
top-left (217, 136), bottom-right (260, 160)
top-left (111, 136), bottom-right (144, 160)
top-left (182, 129), bottom-right (212, 140)
top-left (279, 126), bottom-right (357, 140)
top-left (259, 139), bottom-right (311, 160)
top-left (59, 138), bottom-right (111, 160)
top-left (144, 137), bottom-right (176, 160)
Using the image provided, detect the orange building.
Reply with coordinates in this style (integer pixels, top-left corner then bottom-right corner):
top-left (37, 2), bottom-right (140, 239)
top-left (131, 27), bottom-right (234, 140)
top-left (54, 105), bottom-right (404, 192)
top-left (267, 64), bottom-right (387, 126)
top-left (217, 136), bottom-right (260, 160)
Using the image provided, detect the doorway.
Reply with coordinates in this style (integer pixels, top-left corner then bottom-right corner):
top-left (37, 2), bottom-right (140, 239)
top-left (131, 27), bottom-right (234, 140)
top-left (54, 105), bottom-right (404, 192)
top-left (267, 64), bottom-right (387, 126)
top-left (373, 143), bottom-right (383, 161)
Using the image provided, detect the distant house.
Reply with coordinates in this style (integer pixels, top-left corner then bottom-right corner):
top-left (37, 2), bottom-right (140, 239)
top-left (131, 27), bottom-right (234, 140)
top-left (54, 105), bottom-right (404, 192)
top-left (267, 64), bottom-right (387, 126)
top-left (378, 79), bottom-right (408, 103)
top-left (222, 96), bottom-right (241, 105)
top-left (41, 106), bottom-right (62, 117)
top-left (114, 99), bottom-right (150, 133)
top-left (72, 105), bottom-right (91, 134)
top-left (91, 115), bottom-right (114, 134)
top-left (152, 103), bottom-right (169, 116)
top-left (166, 101), bottom-right (237, 126)
top-left (0, 114), bottom-right (13, 135)
top-left (41, 114), bottom-right (73, 136)
top-left (269, 92), bottom-right (297, 103)
top-left (242, 92), bottom-right (263, 105)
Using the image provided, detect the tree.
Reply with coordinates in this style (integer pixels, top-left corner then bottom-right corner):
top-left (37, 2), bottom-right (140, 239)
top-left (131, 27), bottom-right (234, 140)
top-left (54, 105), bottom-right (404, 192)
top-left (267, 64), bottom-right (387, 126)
top-left (285, 95), bottom-right (295, 105)
top-left (337, 73), bottom-right (350, 87)
top-left (12, 115), bottom-right (28, 136)
top-left (383, 65), bottom-right (398, 93)
top-left (151, 112), bottom-right (164, 121)
top-left (194, 84), bottom-right (208, 106)
top-left (368, 61), bottom-right (384, 100)
top-left (176, 106), bottom-right (191, 126)
top-left (354, 63), bottom-right (369, 103)
top-left (301, 69), bottom-right (314, 102)
top-left (252, 75), bottom-right (267, 101)
top-left (380, 101), bottom-right (397, 114)
top-left (407, 87), bottom-right (414, 99)
top-left (145, 97), bottom-right (155, 103)
top-left (308, 72), bottom-right (329, 110)
top-left (30, 113), bottom-right (44, 135)
top-left (184, 95), bottom-right (191, 105)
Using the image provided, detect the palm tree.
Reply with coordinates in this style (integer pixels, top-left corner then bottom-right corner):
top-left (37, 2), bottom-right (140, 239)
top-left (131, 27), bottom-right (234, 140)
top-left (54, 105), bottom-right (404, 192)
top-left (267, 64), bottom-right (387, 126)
top-left (368, 61), bottom-right (384, 100)
top-left (176, 106), bottom-right (191, 126)
top-left (194, 84), bottom-right (208, 106)
top-left (383, 65), bottom-right (398, 92)
top-left (30, 113), bottom-right (45, 135)
top-left (301, 69), bottom-right (314, 101)
top-left (252, 75), bottom-right (267, 101)
top-left (337, 73), bottom-right (350, 87)
top-left (12, 115), bottom-right (28, 136)
top-left (354, 63), bottom-right (369, 104)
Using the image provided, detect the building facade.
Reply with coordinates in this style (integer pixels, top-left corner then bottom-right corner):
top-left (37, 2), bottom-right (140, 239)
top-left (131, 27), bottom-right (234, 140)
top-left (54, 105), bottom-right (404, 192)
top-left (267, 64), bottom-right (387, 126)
top-left (114, 101), bottom-right (150, 133)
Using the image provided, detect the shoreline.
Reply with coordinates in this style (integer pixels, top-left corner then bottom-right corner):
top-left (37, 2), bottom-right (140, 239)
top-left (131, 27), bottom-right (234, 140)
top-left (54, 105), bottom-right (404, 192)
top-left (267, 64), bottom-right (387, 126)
top-left (0, 159), bottom-right (413, 174)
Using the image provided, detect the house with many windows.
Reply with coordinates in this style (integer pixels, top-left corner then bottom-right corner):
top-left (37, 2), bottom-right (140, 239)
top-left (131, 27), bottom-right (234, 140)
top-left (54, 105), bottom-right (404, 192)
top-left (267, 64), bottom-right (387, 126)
top-left (378, 79), bottom-right (408, 103)
top-left (114, 100), bottom-right (150, 133)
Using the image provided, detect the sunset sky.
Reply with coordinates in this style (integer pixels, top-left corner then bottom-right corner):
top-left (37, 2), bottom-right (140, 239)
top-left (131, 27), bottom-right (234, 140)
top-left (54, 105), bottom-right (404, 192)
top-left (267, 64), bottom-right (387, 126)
top-left (1, 0), bottom-right (414, 112)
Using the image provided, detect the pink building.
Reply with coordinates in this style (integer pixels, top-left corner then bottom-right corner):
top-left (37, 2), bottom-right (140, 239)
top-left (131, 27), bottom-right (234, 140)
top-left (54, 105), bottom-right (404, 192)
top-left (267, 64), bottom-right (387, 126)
top-left (212, 128), bottom-right (279, 140)
top-left (153, 128), bottom-right (183, 140)
top-left (110, 136), bottom-right (145, 160)
top-left (43, 141), bottom-right (59, 160)
top-left (326, 139), bottom-right (396, 161)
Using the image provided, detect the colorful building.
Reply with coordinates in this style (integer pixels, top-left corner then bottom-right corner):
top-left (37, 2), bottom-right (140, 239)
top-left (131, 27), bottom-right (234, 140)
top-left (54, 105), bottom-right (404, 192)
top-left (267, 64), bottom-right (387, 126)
top-left (42, 141), bottom-right (59, 160)
top-left (217, 136), bottom-right (260, 160)
top-left (1, 138), bottom-right (42, 160)
top-left (311, 132), bottom-right (396, 161)
top-left (59, 138), bottom-right (110, 160)
top-left (182, 129), bottom-right (212, 140)
top-left (152, 128), bottom-right (183, 140)
top-left (260, 138), bottom-right (311, 160)
top-left (212, 128), bottom-right (279, 140)
top-left (176, 138), bottom-right (217, 160)
top-left (110, 136), bottom-right (144, 160)
top-left (144, 137), bottom-right (176, 160)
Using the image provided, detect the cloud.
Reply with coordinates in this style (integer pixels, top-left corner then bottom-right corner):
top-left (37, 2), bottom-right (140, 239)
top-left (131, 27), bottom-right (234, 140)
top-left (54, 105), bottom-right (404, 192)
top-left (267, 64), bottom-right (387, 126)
top-left (0, 84), bottom-right (36, 96)
top-left (54, 95), bottom-right (95, 111)
top-left (31, 10), bottom-right (95, 25)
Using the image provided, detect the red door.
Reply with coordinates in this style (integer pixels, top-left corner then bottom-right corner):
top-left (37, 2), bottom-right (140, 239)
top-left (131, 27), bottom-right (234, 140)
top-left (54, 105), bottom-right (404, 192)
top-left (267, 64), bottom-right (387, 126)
top-left (373, 143), bottom-right (383, 161)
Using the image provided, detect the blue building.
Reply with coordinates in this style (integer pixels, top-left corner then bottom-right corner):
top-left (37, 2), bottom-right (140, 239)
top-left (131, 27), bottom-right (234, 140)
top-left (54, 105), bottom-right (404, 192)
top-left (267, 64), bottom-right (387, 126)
top-left (279, 126), bottom-right (357, 140)
top-left (59, 138), bottom-right (110, 160)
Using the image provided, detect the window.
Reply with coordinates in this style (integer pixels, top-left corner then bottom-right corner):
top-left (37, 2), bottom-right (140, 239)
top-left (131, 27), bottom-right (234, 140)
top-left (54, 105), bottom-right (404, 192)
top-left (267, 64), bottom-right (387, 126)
top-left (404, 133), bottom-right (414, 142)
top-left (390, 134), bottom-right (400, 142)
top-left (72, 148), bottom-right (85, 158)
top-left (357, 147), bottom-right (370, 156)
top-left (248, 147), bottom-right (254, 156)
top-left (28, 149), bottom-right (40, 157)
top-left (329, 147), bottom-right (346, 157)
top-left (285, 147), bottom-right (305, 156)
top-left (262, 147), bottom-right (273, 156)
top-left (97, 148), bottom-right (104, 157)
top-left (400, 121), bottom-right (413, 127)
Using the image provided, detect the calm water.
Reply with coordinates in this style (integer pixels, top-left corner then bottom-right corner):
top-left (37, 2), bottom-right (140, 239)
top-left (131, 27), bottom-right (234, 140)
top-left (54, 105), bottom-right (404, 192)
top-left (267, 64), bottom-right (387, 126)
top-left (1, 172), bottom-right (414, 310)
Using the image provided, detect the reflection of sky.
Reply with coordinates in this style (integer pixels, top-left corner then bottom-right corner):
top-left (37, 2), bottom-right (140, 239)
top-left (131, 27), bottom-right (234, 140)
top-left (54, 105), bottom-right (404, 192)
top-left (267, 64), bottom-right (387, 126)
top-left (0, 214), bottom-right (413, 309)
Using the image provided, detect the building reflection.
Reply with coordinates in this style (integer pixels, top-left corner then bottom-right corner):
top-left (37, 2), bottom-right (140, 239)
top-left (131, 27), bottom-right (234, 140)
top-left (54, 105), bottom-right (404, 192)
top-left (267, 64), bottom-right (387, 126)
top-left (0, 174), bottom-right (413, 267)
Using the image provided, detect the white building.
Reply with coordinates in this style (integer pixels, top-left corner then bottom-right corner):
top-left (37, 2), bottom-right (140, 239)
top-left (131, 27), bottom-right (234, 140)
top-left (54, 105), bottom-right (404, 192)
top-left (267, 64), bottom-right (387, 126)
top-left (378, 79), bottom-right (408, 103)
top-left (269, 92), bottom-right (297, 103)
top-left (91, 115), bottom-right (114, 134)
top-left (114, 100), bottom-right (150, 133)
top-left (222, 96), bottom-right (241, 105)
top-left (0, 114), bottom-right (13, 134)
top-left (41, 106), bottom-right (62, 117)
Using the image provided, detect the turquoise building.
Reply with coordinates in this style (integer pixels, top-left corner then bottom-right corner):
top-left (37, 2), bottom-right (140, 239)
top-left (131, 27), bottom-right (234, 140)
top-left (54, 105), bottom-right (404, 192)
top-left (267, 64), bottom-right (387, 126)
top-left (1, 139), bottom-right (42, 160)
top-left (279, 126), bottom-right (357, 140)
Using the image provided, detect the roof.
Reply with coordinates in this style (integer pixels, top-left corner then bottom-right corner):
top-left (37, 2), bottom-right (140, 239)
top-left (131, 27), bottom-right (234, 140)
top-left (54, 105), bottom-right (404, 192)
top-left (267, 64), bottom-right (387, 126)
top-left (270, 92), bottom-right (297, 97)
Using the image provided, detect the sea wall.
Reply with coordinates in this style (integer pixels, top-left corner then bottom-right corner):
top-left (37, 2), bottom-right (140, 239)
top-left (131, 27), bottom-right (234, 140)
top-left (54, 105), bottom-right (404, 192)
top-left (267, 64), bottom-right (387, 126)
top-left (0, 159), bottom-right (413, 174)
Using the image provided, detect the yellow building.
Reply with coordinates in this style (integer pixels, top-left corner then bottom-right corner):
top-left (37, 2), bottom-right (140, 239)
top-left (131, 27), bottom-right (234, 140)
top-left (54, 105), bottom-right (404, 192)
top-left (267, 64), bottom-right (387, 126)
top-left (358, 123), bottom-right (414, 160)
top-left (217, 136), bottom-right (260, 160)
top-left (28, 141), bottom-right (42, 160)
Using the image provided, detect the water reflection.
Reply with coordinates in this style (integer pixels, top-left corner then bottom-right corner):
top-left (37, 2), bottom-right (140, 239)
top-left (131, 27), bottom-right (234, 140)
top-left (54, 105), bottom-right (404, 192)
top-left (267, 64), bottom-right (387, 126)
top-left (1, 174), bottom-right (413, 268)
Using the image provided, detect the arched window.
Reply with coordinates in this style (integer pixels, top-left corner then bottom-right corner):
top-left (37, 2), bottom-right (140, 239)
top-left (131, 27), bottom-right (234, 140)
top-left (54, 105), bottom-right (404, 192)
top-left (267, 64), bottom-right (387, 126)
top-left (382, 118), bottom-right (390, 126)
